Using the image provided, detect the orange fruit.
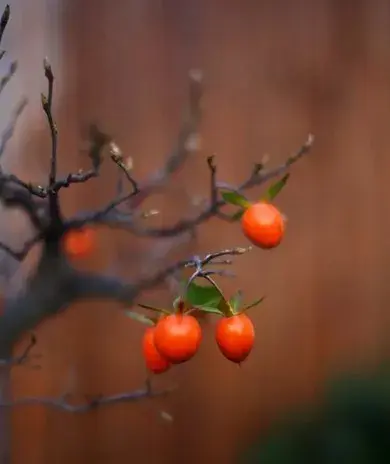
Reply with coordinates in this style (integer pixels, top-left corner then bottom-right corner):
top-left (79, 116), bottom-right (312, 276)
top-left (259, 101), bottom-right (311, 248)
top-left (62, 227), bottom-right (95, 258)
top-left (142, 327), bottom-right (171, 374)
top-left (153, 314), bottom-right (202, 364)
top-left (241, 202), bottom-right (285, 249)
top-left (215, 313), bottom-right (255, 363)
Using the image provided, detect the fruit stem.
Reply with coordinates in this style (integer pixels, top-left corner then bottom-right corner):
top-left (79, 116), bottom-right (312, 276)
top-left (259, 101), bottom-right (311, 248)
top-left (176, 299), bottom-right (186, 314)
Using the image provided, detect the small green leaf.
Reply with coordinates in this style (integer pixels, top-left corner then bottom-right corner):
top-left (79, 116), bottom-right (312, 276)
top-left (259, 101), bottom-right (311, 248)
top-left (189, 276), bottom-right (234, 317)
top-left (229, 290), bottom-right (243, 312)
top-left (193, 305), bottom-right (224, 315)
top-left (220, 208), bottom-right (245, 222)
top-left (231, 208), bottom-right (245, 221)
top-left (241, 296), bottom-right (266, 313)
top-left (221, 190), bottom-right (252, 209)
top-left (125, 311), bottom-right (155, 326)
top-left (263, 174), bottom-right (290, 202)
top-left (217, 297), bottom-right (234, 317)
top-left (186, 281), bottom-right (222, 308)
top-left (137, 303), bottom-right (171, 315)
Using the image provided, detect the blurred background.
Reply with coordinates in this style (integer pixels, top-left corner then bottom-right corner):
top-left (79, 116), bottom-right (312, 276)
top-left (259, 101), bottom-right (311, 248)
top-left (2, 0), bottom-right (390, 462)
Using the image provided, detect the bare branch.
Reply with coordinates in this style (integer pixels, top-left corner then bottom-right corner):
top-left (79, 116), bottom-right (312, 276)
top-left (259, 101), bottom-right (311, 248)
top-left (0, 3), bottom-right (10, 62)
top-left (42, 58), bottom-right (57, 187)
top-left (50, 125), bottom-right (111, 193)
top-left (109, 141), bottom-right (139, 194)
top-left (0, 380), bottom-right (175, 412)
top-left (0, 232), bottom-right (42, 261)
top-left (0, 5), bottom-right (10, 48)
top-left (0, 60), bottom-right (16, 95)
top-left (207, 155), bottom-right (218, 207)
top-left (1, 175), bottom-right (46, 198)
top-left (236, 133), bottom-right (314, 191)
top-left (72, 249), bottom-right (247, 304)
top-left (87, 135), bottom-right (313, 237)
top-left (74, 68), bottom-right (203, 224)
top-left (131, 68), bottom-right (203, 208)
top-left (0, 98), bottom-right (27, 160)
top-left (0, 247), bottom-right (251, 353)
top-left (0, 333), bottom-right (36, 367)
top-left (49, 69), bottom-right (201, 227)
top-left (0, 181), bottom-right (45, 230)
top-left (192, 247), bottom-right (251, 267)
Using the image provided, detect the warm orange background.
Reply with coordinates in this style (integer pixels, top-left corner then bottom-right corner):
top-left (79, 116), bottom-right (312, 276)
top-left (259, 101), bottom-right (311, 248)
top-left (5, 0), bottom-right (390, 463)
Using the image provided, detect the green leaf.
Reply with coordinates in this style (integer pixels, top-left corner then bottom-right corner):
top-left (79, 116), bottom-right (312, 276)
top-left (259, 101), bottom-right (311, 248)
top-left (232, 208), bottom-right (245, 221)
top-left (241, 296), bottom-right (266, 313)
top-left (217, 297), bottom-right (234, 317)
top-left (263, 174), bottom-right (290, 202)
top-left (220, 208), bottom-right (245, 222)
top-left (192, 305), bottom-right (224, 315)
top-left (125, 311), bottom-right (155, 326)
top-left (137, 303), bottom-right (170, 315)
top-left (221, 190), bottom-right (252, 209)
top-left (230, 290), bottom-right (243, 312)
top-left (186, 281), bottom-right (222, 308)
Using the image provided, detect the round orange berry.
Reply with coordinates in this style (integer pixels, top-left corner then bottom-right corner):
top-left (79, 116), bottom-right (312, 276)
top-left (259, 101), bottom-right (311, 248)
top-left (241, 202), bottom-right (285, 249)
top-left (215, 313), bottom-right (255, 364)
top-left (62, 227), bottom-right (95, 258)
top-left (154, 314), bottom-right (202, 364)
top-left (142, 327), bottom-right (171, 374)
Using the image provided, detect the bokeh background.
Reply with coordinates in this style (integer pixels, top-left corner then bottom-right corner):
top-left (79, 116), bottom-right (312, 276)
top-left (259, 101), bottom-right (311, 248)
top-left (2, 0), bottom-right (390, 462)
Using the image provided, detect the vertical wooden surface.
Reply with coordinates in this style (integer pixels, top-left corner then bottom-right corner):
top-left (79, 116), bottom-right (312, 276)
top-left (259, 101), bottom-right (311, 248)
top-left (7, 0), bottom-right (390, 462)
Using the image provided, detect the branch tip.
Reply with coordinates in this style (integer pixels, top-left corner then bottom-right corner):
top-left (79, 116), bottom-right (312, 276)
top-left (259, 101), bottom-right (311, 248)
top-left (306, 133), bottom-right (315, 146)
top-left (109, 141), bottom-right (123, 161)
top-left (184, 132), bottom-right (201, 153)
top-left (188, 68), bottom-right (203, 83)
top-left (43, 57), bottom-right (54, 82)
top-left (0, 5), bottom-right (10, 42)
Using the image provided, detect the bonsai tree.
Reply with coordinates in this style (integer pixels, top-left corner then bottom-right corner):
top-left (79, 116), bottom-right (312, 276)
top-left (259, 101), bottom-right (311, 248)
top-left (0, 4), bottom-right (312, 416)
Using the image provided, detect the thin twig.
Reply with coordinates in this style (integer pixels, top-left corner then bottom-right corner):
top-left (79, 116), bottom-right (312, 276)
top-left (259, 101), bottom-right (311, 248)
top-left (0, 60), bottom-right (16, 95)
top-left (71, 135), bottom-right (313, 236)
top-left (0, 382), bottom-right (175, 412)
top-left (0, 5), bottom-right (9, 46)
top-left (0, 98), bottom-right (27, 160)
top-left (73, 69), bottom-right (203, 223)
top-left (109, 141), bottom-right (139, 195)
top-left (0, 333), bottom-right (36, 366)
top-left (207, 155), bottom-right (218, 207)
top-left (51, 125), bottom-right (110, 193)
top-left (42, 58), bottom-right (57, 188)
top-left (0, 232), bottom-right (42, 261)
top-left (0, 181), bottom-right (45, 230)
top-left (134, 246), bottom-right (251, 295)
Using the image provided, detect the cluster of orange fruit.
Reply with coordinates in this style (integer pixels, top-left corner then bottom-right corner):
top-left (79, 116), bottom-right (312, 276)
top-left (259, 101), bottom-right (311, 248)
top-left (142, 311), bottom-right (255, 374)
